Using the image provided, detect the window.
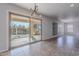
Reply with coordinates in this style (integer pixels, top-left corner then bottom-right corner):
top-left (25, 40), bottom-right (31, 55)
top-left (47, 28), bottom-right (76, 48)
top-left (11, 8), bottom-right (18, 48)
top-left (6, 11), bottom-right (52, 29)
top-left (67, 24), bottom-right (73, 33)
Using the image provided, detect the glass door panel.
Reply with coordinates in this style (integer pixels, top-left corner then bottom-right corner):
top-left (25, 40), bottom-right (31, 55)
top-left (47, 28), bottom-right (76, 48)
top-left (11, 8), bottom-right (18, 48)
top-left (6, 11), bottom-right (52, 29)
top-left (30, 18), bottom-right (41, 42)
top-left (64, 23), bottom-right (73, 35)
top-left (10, 14), bottom-right (30, 48)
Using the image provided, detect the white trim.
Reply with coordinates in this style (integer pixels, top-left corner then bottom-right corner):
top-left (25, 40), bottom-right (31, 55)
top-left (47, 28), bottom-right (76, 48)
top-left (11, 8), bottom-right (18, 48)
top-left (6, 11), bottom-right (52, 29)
top-left (0, 49), bottom-right (8, 53)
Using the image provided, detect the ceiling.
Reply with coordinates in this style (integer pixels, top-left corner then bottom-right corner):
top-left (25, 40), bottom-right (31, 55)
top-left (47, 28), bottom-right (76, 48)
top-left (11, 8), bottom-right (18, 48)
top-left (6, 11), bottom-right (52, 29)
top-left (14, 3), bottom-right (79, 19)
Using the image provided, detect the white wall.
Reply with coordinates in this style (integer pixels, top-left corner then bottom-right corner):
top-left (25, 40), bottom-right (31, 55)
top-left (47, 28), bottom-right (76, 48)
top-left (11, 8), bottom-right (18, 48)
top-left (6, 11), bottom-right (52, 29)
top-left (0, 3), bottom-right (54, 52)
top-left (42, 16), bottom-right (53, 40)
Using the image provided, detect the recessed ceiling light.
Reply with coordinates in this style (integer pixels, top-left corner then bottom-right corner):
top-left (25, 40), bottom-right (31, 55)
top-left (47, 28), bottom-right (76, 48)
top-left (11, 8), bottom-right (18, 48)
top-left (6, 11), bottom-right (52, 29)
top-left (70, 4), bottom-right (74, 7)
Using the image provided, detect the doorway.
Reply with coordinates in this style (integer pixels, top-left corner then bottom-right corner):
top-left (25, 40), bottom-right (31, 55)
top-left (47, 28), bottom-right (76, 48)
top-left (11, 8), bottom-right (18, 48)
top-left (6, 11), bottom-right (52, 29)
top-left (9, 12), bottom-right (42, 49)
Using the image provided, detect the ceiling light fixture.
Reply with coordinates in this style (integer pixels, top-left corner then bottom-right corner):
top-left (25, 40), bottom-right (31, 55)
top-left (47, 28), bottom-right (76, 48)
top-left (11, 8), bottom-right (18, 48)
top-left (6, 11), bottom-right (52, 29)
top-left (70, 4), bottom-right (74, 7)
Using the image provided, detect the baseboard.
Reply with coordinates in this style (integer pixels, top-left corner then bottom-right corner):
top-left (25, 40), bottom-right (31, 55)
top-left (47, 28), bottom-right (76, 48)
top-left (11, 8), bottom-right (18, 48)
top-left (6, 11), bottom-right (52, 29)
top-left (0, 49), bottom-right (9, 54)
top-left (52, 35), bottom-right (58, 38)
top-left (42, 35), bottom-right (59, 41)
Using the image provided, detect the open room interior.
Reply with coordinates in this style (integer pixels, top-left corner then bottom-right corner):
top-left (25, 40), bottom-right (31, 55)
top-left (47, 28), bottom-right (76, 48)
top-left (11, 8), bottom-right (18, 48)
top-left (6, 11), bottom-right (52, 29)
top-left (1, 3), bottom-right (79, 56)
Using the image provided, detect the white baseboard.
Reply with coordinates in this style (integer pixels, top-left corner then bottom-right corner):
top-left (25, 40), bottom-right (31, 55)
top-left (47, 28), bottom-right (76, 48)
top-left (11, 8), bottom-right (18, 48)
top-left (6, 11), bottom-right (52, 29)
top-left (0, 49), bottom-right (8, 54)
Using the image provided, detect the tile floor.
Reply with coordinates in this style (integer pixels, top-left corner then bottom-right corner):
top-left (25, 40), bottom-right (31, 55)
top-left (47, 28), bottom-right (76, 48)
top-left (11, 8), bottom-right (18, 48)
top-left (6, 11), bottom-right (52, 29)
top-left (1, 35), bottom-right (79, 56)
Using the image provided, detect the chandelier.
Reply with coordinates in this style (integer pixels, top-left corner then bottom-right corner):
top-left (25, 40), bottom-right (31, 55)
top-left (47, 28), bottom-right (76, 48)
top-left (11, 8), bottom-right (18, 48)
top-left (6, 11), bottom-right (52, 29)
top-left (30, 3), bottom-right (41, 17)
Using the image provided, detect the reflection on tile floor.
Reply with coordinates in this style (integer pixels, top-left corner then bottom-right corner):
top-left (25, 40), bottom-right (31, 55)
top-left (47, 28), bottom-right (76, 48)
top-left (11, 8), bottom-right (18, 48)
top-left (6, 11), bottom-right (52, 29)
top-left (1, 35), bottom-right (79, 56)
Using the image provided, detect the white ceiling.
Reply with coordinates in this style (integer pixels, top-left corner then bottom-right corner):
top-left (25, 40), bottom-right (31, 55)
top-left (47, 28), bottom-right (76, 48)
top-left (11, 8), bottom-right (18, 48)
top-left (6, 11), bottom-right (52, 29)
top-left (14, 3), bottom-right (79, 18)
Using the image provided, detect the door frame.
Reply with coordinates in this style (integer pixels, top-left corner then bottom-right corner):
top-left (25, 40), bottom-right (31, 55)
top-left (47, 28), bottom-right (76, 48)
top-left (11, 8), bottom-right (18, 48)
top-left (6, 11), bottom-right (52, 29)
top-left (8, 12), bottom-right (42, 50)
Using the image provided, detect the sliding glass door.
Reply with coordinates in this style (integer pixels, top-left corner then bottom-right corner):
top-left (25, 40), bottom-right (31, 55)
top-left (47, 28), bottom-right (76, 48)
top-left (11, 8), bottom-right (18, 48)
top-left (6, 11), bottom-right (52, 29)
top-left (9, 13), bottom-right (42, 48)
